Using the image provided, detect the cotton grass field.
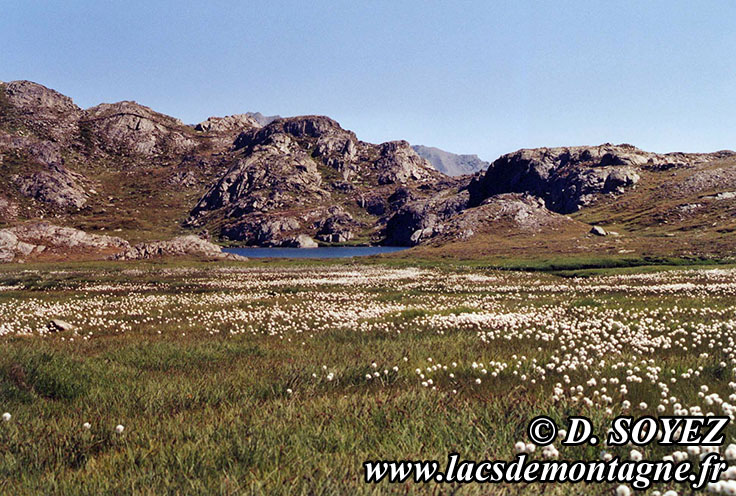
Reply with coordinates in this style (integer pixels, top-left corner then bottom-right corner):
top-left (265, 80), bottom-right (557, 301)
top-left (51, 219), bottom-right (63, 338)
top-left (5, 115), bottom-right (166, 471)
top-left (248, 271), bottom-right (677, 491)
top-left (1, 260), bottom-right (736, 495)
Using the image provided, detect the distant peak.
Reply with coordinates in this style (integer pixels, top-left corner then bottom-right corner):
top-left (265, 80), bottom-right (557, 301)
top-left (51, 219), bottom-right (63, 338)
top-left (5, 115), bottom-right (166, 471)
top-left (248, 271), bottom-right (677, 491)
top-left (244, 112), bottom-right (280, 126)
top-left (412, 144), bottom-right (489, 176)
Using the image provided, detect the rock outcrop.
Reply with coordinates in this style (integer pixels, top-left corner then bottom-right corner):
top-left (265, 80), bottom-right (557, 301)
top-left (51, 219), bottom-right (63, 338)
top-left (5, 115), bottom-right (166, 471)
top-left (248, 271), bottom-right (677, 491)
top-left (194, 114), bottom-right (262, 150)
top-left (0, 230), bottom-right (37, 262)
top-left (82, 101), bottom-right (200, 157)
top-left (14, 165), bottom-right (88, 209)
top-left (0, 131), bottom-right (89, 209)
top-left (468, 144), bottom-right (651, 213)
top-left (0, 222), bottom-right (128, 262)
top-left (467, 144), bottom-right (736, 214)
top-left (1, 80), bottom-right (82, 141)
top-left (112, 235), bottom-right (245, 260)
top-left (386, 192), bottom-right (582, 246)
top-left (195, 114), bottom-right (261, 134)
top-left (8, 222), bottom-right (129, 250)
top-left (385, 189), bottom-right (470, 246)
top-left (314, 206), bottom-right (356, 243)
top-left (282, 234), bottom-right (319, 248)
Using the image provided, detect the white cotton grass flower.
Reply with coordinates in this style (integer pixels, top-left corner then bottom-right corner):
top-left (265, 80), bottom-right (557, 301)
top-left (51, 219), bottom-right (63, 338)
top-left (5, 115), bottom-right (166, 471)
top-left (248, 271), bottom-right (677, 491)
top-left (706, 482), bottom-right (723, 493)
top-left (542, 445), bottom-right (559, 459)
top-left (286, 388), bottom-right (293, 395)
top-left (616, 485), bottom-right (632, 496)
top-left (686, 445), bottom-right (700, 457)
top-left (514, 441), bottom-right (526, 454)
top-left (629, 449), bottom-right (643, 461)
top-left (662, 490), bottom-right (678, 496)
top-left (2, 412), bottom-right (10, 422)
top-left (725, 443), bottom-right (736, 461)
top-left (722, 466), bottom-right (736, 480)
top-left (672, 451), bottom-right (688, 463)
top-left (82, 422), bottom-right (91, 430)
top-left (720, 481), bottom-right (736, 495)
top-left (115, 424), bottom-right (125, 434)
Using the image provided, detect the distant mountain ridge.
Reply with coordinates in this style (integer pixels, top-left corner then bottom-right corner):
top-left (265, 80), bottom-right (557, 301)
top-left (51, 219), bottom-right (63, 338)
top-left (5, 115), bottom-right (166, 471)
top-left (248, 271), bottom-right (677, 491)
top-left (244, 112), bottom-right (280, 127)
top-left (412, 145), bottom-right (489, 176)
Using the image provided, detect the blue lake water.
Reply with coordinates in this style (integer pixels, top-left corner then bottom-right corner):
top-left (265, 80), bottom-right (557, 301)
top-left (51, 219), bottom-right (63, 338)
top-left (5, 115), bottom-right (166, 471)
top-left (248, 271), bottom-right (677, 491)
top-left (223, 246), bottom-right (409, 259)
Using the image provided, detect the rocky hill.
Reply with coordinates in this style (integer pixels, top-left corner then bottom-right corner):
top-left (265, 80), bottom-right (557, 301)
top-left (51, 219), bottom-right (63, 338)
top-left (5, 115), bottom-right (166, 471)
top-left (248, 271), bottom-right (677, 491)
top-left (1, 80), bottom-right (735, 262)
top-left (412, 145), bottom-right (489, 176)
top-left (187, 116), bottom-right (456, 246)
top-left (390, 143), bottom-right (736, 258)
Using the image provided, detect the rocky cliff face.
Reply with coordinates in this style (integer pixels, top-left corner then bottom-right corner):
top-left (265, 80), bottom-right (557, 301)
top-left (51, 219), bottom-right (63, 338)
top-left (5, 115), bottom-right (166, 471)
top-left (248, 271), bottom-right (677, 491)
top-left (468, 144), bottom-right (650, 213)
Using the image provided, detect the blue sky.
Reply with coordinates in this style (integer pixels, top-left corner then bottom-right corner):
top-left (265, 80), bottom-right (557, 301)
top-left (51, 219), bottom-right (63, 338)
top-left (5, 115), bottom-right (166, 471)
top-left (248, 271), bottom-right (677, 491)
top-left (2, 1), bottom-right (735, 161)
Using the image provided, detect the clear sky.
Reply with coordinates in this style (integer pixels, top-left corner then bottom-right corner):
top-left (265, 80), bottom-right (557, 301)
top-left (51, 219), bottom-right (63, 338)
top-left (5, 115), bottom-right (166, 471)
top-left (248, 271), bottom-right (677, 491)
top-left (2, 1), bottom-right (735, 161)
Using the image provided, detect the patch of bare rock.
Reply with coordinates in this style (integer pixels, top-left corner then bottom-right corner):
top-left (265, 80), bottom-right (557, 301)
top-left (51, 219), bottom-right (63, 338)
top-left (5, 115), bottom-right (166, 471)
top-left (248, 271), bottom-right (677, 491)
top-left (390, 193), bottom-right (584, 245)
top-left (111, 235), bottom-right (246, 260)
top-left (0, 222), bottom-right (128, 262)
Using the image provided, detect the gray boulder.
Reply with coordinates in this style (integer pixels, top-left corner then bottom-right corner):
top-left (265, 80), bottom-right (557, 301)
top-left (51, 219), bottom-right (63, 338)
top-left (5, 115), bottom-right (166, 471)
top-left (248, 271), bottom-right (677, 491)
top-left (48, 319), bottom-right (75, 332)
top-left (282, 234), bottom-right (319, 248)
